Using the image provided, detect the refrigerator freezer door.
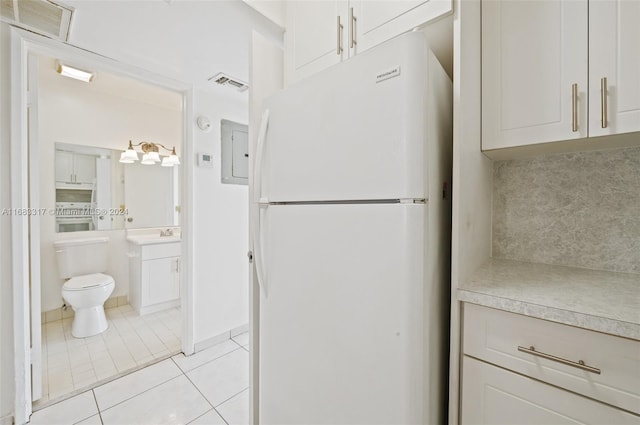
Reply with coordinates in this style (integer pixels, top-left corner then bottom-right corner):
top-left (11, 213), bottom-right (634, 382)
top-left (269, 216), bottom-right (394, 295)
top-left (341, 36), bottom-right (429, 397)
top-left (259, 203), bottom-right (427, 424)
top-left (261, 32), bottom-right (430, 202)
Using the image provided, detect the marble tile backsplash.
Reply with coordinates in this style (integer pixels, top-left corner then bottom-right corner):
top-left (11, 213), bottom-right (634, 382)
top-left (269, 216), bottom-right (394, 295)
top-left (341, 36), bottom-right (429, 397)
top-left (492, 146), bottom-right (640, 274)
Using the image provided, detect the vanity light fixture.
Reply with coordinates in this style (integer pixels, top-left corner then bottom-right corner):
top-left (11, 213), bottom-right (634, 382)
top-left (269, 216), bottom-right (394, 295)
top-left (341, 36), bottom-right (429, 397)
top-left (56, 61), bottom-right (95, 82)
top-left (119, 140), bottom-right (180, 167)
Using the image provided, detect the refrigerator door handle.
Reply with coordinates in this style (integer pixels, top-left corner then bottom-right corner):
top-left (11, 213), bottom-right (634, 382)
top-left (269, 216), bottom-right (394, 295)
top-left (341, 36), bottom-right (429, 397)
top-left (253, 203), bottom-right (268, 298)
top-left (253, 108), bottom-right (270, 203)
top-left (252, 109), bottom-right (270, 297)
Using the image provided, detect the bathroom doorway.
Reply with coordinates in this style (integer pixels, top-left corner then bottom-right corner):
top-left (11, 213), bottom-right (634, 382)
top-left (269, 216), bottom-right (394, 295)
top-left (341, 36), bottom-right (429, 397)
top-left (10, 28), bottom-right (194, 422)
top-left (37, 51), bottom-right (185, 406)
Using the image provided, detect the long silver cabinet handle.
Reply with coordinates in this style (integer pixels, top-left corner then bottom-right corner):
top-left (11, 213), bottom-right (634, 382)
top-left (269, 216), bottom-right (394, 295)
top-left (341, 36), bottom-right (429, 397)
top-left (337, 16), bottom-right (343, 55)
top-left (601, 77), bottom-right (608, 128)
top-left (350, 7), bottom-right (357, 48)
top-left (518, 345), bottom-right (601, 374)
top-left (571, 83), bottom-right (578, 132)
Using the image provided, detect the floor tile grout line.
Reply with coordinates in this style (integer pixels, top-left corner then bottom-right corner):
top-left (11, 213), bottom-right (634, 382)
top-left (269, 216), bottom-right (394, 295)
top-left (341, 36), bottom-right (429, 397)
top-left (97, 371), bottom-right (184, 415)
top-left (91, 389), bottom-right (105, 425)
top-left (213, 386), bottom-right (250, 410)
top-left (185, 408), bottom-right (218, 425)
top-left (179, 361), bottom-right (229, 425)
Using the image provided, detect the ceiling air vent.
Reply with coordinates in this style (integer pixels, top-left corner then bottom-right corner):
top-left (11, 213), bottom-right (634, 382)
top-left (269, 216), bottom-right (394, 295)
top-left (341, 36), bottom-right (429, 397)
top-left (0, 0), bottom-right (73, 41)
top-left (208, 72), bottom-right (249, 92)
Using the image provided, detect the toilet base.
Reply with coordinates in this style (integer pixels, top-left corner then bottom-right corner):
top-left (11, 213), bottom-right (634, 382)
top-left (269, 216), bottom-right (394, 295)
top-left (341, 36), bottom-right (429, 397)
top-left (71, 305), bottom-right (109, 338)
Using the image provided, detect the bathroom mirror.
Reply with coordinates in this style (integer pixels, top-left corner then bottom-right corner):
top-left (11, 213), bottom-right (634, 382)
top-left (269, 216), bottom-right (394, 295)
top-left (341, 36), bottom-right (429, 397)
top-left (54, 143), bottom-right (179, 232)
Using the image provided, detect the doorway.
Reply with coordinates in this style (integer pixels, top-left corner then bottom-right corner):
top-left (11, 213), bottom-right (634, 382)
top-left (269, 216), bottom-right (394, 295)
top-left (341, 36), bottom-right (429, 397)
top-left (10, 27), bottom-right (194, 423)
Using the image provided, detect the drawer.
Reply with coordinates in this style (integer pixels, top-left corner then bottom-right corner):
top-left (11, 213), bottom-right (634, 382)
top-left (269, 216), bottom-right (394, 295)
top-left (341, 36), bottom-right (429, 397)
top-left (141, 242), bottom-right (181, 260)
top-left (461, 356), bottom-right (640, 424)
top-left (463, 303), bottom-right (640, 414)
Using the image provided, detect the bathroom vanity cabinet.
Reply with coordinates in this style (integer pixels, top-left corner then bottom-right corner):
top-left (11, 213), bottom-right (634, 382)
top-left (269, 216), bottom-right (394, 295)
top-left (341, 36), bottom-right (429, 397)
top-left (128, 239), bottom-right (181, 315)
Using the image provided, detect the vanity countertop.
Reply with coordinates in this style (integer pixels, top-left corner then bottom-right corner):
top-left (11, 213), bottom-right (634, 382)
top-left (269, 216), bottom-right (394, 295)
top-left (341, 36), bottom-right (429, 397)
top-left (457, 258), bottom-right (640, 340)
top-left (126, 235), bottom-right (181, 245)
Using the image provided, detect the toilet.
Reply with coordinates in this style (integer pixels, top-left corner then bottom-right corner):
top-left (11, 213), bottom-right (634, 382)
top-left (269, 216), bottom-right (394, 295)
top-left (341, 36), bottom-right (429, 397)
top-left (53, 237), bottom-right (115, 338)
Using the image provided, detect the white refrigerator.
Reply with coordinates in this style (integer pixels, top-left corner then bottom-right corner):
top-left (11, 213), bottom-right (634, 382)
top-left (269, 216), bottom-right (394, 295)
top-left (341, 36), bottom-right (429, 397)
top-left (252, 32), bottom-right (452, 424)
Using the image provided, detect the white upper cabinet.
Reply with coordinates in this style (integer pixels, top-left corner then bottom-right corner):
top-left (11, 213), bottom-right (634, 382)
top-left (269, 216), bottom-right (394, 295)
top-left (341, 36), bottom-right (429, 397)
top-left (285, 0), bottom-right (348, 84)
top-left (482, 0), bottom-right (588, 150)
top-left (284, 0), bottom-right (452, 85)
top-left (589, 0), bottom-right (640, 137)
top-left (350, 0), bottom-right (452, 54)
top-left (55, 150), bottom-right (96, 186)
top-left (482, 0), bottom-right (640, 153)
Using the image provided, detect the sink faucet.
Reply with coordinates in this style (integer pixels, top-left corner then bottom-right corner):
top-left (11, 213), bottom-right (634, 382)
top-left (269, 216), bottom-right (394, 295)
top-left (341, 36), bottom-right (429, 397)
top-left (160, 228), bottom-right (173, 237)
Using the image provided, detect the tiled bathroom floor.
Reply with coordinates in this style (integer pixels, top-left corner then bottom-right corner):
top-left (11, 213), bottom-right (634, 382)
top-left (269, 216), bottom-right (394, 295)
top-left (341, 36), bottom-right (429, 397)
top-left (30, 334), bottom-right (250, 425)
top-left (39, 305), bottom-right (182, 405)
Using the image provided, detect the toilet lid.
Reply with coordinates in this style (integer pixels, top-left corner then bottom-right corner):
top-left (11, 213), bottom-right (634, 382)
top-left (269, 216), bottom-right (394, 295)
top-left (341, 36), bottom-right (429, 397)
top-left (64, 273), bottom-right (114, 291)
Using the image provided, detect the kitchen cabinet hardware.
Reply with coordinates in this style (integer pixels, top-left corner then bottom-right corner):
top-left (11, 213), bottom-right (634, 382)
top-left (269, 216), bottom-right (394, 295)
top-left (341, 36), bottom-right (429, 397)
top-left (572, 83), bottom-right (579, 132)
top-left (337, 16), bottom-right (343, 55)
top-left (517, 345), bottom-right (601, 374)
top-left (350, 7), bottom-right (357, 48)
top-left (601, 77), bottom-right (608, 128)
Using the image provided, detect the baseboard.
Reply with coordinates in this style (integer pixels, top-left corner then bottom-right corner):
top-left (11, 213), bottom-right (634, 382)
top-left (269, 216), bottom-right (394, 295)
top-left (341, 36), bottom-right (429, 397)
top-left (194, 331), bottom-right (231, 352)
top-left (230, 323), bottom-right (249, 338)
top-left (0, 414), bottom-right (14, 425)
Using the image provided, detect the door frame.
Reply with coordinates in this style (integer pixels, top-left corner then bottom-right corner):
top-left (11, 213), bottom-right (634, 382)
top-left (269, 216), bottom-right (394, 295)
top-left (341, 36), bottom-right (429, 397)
top-left (10, 26), bottom-right (195, 424)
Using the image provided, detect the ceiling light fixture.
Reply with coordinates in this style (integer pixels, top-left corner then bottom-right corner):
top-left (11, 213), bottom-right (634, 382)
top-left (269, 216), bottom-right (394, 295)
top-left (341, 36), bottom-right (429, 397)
top-left (56, 61), bottom-right (95, 82)
top-left (119, 140), bottom-right (180, 167)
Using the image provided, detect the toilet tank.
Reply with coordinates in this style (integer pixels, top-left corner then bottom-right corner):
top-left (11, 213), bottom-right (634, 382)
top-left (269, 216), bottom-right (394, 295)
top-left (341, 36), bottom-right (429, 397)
top-left (53, 237), bottom-right (109, 279)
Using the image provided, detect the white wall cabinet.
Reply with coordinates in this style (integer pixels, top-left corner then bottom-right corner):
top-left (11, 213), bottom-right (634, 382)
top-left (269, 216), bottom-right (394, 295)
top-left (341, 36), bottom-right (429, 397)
top-left (55, 150), bottom-right (96, 186)
top-left (482, 0), bottom-right (640, 153)
top-left (284, 0), bottom-right (451, 85)
top-left (128, 241), bottom-right (181, 315)
top-left (460, 304), bottom-right (640, 424)
top-left (588, 0), bottom-right (640, 138)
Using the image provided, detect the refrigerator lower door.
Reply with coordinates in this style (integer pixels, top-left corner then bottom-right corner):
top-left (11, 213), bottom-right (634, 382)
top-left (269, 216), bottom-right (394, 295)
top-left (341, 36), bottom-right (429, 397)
top-left (258, 203), bottom-right (428, 424)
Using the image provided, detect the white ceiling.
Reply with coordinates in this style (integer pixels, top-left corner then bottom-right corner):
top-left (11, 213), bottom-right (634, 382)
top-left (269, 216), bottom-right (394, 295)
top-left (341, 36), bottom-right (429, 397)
top-left (62, 0), bottom-right (284, 93)
top-left (39, 56), bottom-right (184, 110)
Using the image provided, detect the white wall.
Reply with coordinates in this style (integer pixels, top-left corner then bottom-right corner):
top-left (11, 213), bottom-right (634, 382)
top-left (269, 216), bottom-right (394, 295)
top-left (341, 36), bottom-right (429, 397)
top-left (0, 21), bottom-right (15, 423)
top-left (38, 56), bottom-right (182, 312)
top-left (192, 89), bottom-right (249, 343)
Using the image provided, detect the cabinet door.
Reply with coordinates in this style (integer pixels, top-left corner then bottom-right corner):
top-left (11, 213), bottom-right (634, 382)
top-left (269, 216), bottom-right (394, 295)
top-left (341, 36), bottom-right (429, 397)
top-left (589, 0), bottom-right (640, 137)
top-left (142, 256), bottom-right (180, 305)
top-left (55, 150), bottom-right (74, 183)
top-left (73, 153), bottom-right (96, 185)
top-left (284, 0), bottom-right (348, 85)
top-left (482, 0), bottom-right (588, 150)
top-left (461, 357), bottom-right (639, 425)
top-left (349, 0), bottom-right (451, 55)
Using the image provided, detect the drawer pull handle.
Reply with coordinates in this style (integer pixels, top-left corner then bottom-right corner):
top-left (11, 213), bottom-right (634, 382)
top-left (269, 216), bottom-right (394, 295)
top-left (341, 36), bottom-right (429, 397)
top-left (571, 83), bottom-right (578, 132)
top-left (517, 346), bottom-right (601, 374)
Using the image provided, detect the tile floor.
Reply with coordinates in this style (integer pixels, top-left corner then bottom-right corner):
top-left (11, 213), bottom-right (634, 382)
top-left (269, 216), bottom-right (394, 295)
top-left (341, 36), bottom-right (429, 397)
top-left (30, 333), bottom-right (250, 425)
top-left (39, 305), bottom-right (182, 405)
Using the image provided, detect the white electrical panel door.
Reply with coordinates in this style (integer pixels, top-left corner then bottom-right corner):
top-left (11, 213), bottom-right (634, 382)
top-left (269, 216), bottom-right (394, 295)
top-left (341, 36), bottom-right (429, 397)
top-left (232, 128), bottom-right (249, 179)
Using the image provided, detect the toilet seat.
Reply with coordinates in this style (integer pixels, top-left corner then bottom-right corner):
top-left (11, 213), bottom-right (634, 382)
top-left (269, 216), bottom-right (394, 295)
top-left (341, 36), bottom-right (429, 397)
top-left (63, 273), bottom-right (114, 291)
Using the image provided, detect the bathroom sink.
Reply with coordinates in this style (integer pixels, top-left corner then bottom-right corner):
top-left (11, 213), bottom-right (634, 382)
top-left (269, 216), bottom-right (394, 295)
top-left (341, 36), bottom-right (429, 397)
top-left (126, 235), bottom-right (181, 245)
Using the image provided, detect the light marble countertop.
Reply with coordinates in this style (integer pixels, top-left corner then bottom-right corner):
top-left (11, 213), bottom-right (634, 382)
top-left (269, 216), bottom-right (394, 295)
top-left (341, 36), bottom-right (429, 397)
top-left (457, 258), bottom-right (640, 340)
